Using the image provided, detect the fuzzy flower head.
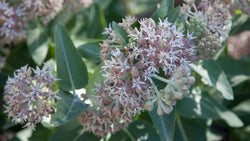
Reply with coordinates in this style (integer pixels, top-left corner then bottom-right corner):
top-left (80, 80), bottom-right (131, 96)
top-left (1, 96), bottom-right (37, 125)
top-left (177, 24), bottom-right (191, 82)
top-left (79, 17), bottom-right (196, 137)
top-left (0, 0), bottom-right (28, 45)
top-left (182, 0), bottom-right (232, 60)
top-left (4, 64), bottom-right (59, 128)
top-left (23, 0), bottom-right (63, 24)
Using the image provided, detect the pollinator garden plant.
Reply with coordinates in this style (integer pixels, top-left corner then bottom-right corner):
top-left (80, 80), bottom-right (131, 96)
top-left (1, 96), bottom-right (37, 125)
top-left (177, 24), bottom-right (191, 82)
top-left (1, 0), bottom-right (250, 141)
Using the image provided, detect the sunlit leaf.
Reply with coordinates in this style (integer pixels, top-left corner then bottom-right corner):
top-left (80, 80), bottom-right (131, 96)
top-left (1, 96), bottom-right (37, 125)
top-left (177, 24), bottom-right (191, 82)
top-left (176, 89), bottom-right (243, 127)
top-left (27, 25), bottom-right (49, 65)
top-left (191, 60), bottom-right (234, 100)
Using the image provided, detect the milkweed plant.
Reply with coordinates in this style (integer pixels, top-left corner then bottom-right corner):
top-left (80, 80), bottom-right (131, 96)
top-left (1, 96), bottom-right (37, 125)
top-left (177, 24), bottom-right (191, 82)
top-left (0, 0), bottom-right (250, 141)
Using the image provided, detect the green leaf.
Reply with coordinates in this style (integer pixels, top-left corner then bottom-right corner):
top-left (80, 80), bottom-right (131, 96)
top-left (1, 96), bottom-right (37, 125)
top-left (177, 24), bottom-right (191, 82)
top-left (112, 22), bottom-right (128, 46)
top-left (49, 10), bottom-right (72, 36)
top-left (217, 56), bottom-right (250, 86)
top-left (176, 89), bottom-right (243, 127)
top-left (109, 120), bottom-right (161, 141)
top-left (166, 6), bottom-right (180, 23)
top-left (86, 4), bottom-right (106, 38)
top-left (86, 64), bottom-right (105, 96)
top-left (29, 125), bottom-right (54, 141)
top-left (78, 43), bottom-right (101, 62)
top-left (54, 24), bottom-right (88, 91)
top-left (149, 108), bottom-right (176, 141)
top-left (49, 118), bottom-right (83, 141)
top-left (230, 14), bottom-right (250, 36)
top-left (151, 0), bottom-right (174, 21)
top-left (75, 132), bottom-right (100, 141)
top-left (191, 60), bottom-right (234, 100)
top-left (51, 90), bottom-right (88, 126)
top-left (27, 25), bottom-right (49, 65)
top-left (175, 116), bottom-right (206, 141)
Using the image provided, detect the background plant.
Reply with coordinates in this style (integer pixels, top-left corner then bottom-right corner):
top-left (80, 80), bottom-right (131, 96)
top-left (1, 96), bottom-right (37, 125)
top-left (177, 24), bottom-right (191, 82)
top-left (0, 0), bottom-right (250, 141)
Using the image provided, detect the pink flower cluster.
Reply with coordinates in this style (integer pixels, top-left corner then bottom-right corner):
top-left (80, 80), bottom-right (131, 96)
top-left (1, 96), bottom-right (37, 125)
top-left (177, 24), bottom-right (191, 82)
top-left (23, 0), bottom-right (64, 25)
top-left (0, 0), bottom-right (93, 45)
top-left (4, 65), bottom-right (59, 128)
top-left (79, 17), bottom-right (196, 137)
top-left (0, 0), bottom-right (27, 45)
top-left (182, 0), bottom-right (232, 60)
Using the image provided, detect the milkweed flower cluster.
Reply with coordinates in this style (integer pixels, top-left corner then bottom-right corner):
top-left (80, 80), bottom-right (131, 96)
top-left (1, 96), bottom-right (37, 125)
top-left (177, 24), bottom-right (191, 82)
top-left (79, 16), bottom-right (196, 137)
top-left (0, 0), bottom-right (92, 45)
top-left (23, 0), bottom-right (64, 25)
top-left (0, 0), bottom-right (27, 45)
top-left (3, 65), bottom-right (59, 128)
top-left (182, 0), bottom-right (232, 60)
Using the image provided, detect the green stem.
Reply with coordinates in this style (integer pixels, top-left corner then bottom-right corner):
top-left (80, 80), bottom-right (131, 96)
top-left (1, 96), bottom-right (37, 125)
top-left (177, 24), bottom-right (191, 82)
top-left (152, 75), bottom-right (170, 83)
top-left (150, 79), bottom-right (161, 97)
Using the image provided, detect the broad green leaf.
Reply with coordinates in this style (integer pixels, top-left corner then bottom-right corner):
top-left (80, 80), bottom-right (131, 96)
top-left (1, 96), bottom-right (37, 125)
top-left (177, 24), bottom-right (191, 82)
top-left (151, 0), bottom-right (174, 21)
top-left (27, 25), bottom-right (49, 65)
top-left (78, 43), bottom-right (101, 62)
top-left (86, 4), bottom-right (106, 38)
top-left (191, 60), bottom-right (234, 100)
top-left (230, 14), bottom-right (250, 36)
top-left (75, 132), bottom-right (100, 141)
top-left (217, 57), bottom-right (250, 86)
top-left (54, 24), bottom-right (88, 91)
top-left (29, 125), bottom-right (54, 141)
top-left (233, 100), bottom-right (250, 126)
top-left (176, 89), bottom-right (243, 127)
top-left (49, 10), bottom-right (72, 36)
top-left (51, 90), bottom-right (88, 126)
top-left (49, 118), bottom-right (83, 141)
top-left (175, 116), bottom-right (206, 141)
top-left (149, 108), bottom-right (176, 141)
top-left (109, 120), bottom-right (161, 141)
top-left (112, 22), bottom-right (128, 46)
top-left (166, 6), bottom-right (181, 23)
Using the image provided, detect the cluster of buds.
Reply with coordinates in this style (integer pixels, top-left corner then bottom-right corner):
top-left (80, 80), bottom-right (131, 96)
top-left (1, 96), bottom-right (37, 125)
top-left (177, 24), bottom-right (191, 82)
top-left (79, 16), bottom-right (196, 137)
top-left (3, 65), bottom-right (59, 128)
top-left (182, 0), bottom-right (232, 60)
top-left (0, 0), bottom-right (27, 45)
top-left (64, 0), bottom-right (93, 13)
top-left (23, 0), bottom-right (64, 25)
top-left (145, 66), bottom-right (195, 115)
